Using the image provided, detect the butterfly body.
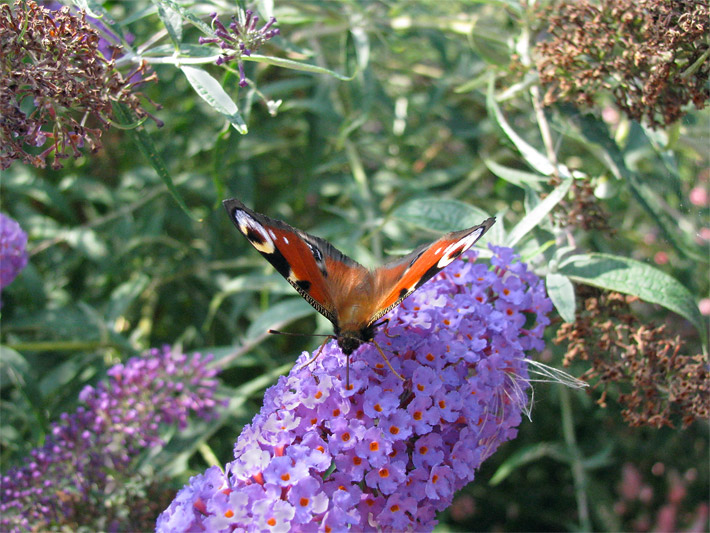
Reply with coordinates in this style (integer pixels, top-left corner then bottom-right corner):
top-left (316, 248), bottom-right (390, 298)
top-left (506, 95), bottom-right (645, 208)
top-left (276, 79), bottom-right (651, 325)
top-left (224, 198), bottom-right (495, 355)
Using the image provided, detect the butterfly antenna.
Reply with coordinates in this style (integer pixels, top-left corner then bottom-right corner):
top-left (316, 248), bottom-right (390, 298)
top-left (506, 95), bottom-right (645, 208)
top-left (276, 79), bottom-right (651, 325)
top-left (372, 341), bottom-right (405, 382)
top-left (268, 329), bottom-right (333, 338)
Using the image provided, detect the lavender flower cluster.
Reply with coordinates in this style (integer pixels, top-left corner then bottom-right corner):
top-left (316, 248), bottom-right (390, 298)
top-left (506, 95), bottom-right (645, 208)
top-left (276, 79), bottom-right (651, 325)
top-left (0, 346), bottom-right (221, 532)
top-left (200, 10), bottom-right (279, 87)
top-left (158, 246), bottom-right (552, 531)
top-left (0, 213), bottom-right (28, 292)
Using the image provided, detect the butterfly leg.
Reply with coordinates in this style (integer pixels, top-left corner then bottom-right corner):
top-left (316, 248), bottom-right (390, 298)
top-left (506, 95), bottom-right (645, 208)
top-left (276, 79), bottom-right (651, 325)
top-left (297, 336), bottom-right (332, 372)
top-left (372, 341), bottom-right (405, 381)
top-left (374, 318), bottom-right (399, 339)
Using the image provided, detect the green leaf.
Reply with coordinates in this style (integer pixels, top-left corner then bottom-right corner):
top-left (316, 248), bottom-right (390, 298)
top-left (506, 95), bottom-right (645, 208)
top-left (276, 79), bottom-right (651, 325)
top-left (489, 442), bottom-right (569, 485)
top-left (64, 227), bottom-right (107, 260)
top-left (487, 77), bottom-right (572, 179)
top-left (113, 103), bottom-right (199, 220)
top-left (564, 110), bottom-right (706, 262)
top-left (559, 253), bottom-right (707, 347)
top-left (143, 44), bottom-right (216, 58)
top-left (392, 199), bottom-right (492, 233)
top-left (0, 346), bottom-right (30, 390)
top-left (246, 298), bottom-right (315, 341)
top-left (546, 273), bottom-right (576, 323)
top-left (471, 17), bottom-right (511, 66)
top-left (181, 66), bottom-right (248, 134)
top-left (247, 54), bottom-right (354, 81)
top-left (0, 346), bottom-right (48, 434)
top-left (349, 25), bottom-right (370, 70)
top-left (505, 178), bottom-right (572, 247)
top-left (107, 274), bottom-right (150, 324)
top-left (154, 0), bottom-right (183, 46)
top-left (484, 158), bottom-right (547, 191)
top-left (153, 0), bottom-right (213, 34)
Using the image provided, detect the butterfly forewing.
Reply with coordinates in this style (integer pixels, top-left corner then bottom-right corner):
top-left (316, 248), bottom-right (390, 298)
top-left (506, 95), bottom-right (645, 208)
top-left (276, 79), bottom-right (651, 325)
top-left (224, 198), bottom-right (364, 325)
top-left (368, 217), bottom-right (496, 325)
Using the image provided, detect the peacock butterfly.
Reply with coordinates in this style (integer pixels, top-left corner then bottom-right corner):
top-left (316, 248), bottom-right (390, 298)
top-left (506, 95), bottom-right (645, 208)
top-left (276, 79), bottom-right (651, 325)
top-left (223, 198), bottom-right (495, 366)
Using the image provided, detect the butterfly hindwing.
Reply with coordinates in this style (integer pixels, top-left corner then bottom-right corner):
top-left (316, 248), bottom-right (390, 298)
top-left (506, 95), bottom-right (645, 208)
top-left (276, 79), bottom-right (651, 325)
top-left (369, 217), bottom-right (496, 325)
top-left (224, 198), bottom-right (364, 325)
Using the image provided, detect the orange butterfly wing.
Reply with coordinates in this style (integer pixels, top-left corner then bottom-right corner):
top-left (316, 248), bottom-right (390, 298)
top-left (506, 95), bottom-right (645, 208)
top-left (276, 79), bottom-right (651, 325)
top-left (225, 197), bottom-right (494, 355)
top-left (223, 198), bottom-right (369, 326)
top-left (369, 217), bottom-right (496, 325)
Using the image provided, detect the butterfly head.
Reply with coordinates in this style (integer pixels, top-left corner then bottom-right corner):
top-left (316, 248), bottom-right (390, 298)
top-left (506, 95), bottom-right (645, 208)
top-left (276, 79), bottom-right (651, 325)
top-left (334, 322), bottom-right (378, 355)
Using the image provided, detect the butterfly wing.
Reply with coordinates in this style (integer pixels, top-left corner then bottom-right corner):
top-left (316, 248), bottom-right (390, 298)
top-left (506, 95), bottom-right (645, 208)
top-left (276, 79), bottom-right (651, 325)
top-left (223, 198), bottom-right (368, 325)
top-left (369, 217), bottom-right (496, 324)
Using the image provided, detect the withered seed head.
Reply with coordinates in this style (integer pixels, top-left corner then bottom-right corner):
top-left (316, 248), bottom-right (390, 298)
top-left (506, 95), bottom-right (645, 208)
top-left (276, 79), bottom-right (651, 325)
top-left (555, 286), bottom-right (708, 428)
top-left (535, 0), bottom-right (709, 128)
top-left (0, 1), bottom-right (161, 170)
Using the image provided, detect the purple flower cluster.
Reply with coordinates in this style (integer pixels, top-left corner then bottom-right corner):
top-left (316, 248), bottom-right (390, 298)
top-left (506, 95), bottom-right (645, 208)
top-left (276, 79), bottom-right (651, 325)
top-left (158, 246), bottom-right (552, 532)
top-left (0, 213), bottom-right (28, 291)
top-left (199, 10), bottom-right (280, 87)
top-left (0, 346), bottom-right (221, 532)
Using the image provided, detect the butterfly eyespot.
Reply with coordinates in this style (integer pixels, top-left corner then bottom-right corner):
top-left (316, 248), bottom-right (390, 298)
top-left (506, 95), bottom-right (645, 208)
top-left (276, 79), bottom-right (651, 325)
top-left (437, 228), bottom-right (485, 268)
top-left (304, 239), bottom-right (323, 262)
top-left (451, 246), bottom-right (465, 258)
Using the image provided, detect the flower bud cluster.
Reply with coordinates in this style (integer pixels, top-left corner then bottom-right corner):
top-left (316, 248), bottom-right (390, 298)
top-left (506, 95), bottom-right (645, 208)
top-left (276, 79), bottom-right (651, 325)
top-left (200, 10), bottom-right (280, 87)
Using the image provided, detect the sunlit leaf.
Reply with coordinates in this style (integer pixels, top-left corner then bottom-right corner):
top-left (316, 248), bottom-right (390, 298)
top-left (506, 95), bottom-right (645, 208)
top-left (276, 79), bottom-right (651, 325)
top-left (559, 253), bottom-right (706, 347)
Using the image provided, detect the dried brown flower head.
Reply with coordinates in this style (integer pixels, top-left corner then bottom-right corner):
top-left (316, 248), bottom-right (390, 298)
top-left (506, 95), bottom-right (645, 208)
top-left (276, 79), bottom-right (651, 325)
top-left (555, 287), bottom-right (709, 428)
top-left (557, 177), bottom-right (612, 232)
top-left (0, 1), bottom-right (160, 170)
top-left (535, 0), bottom-right (710, 128)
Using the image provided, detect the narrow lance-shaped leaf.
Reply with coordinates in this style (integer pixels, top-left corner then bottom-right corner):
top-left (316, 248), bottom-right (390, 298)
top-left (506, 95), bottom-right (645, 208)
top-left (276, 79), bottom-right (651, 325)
top-left (247, 54), bottom-right (354, 81)
top-left (484, 158), bottom-right (547, 192)
top-left (486, 76), bottom-right (571, 179)
top-left (113, 103), bottom-right (199, 220)
top-left (155, 0), bottom-right (183, 47)
top-left (564, 110), bottom-right (706, 262)
top-left (505, 177), bottom-right (572, 247)
top-left (181, 66), bottom-right (248, 134)
top-left (546, 273), bottom-right (576, 323)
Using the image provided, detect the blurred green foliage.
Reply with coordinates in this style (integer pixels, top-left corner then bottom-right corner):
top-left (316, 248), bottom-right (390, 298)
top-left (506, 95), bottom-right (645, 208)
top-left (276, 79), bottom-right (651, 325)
top-left (1, 0), bottom-right (707, 530)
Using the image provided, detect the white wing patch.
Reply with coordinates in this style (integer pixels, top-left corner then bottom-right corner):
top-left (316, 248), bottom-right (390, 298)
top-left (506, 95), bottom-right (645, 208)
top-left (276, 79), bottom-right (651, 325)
top-left (436, 227), bottom-right (484, 268)
top-left (235, 209), bottom-right (276, 254)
